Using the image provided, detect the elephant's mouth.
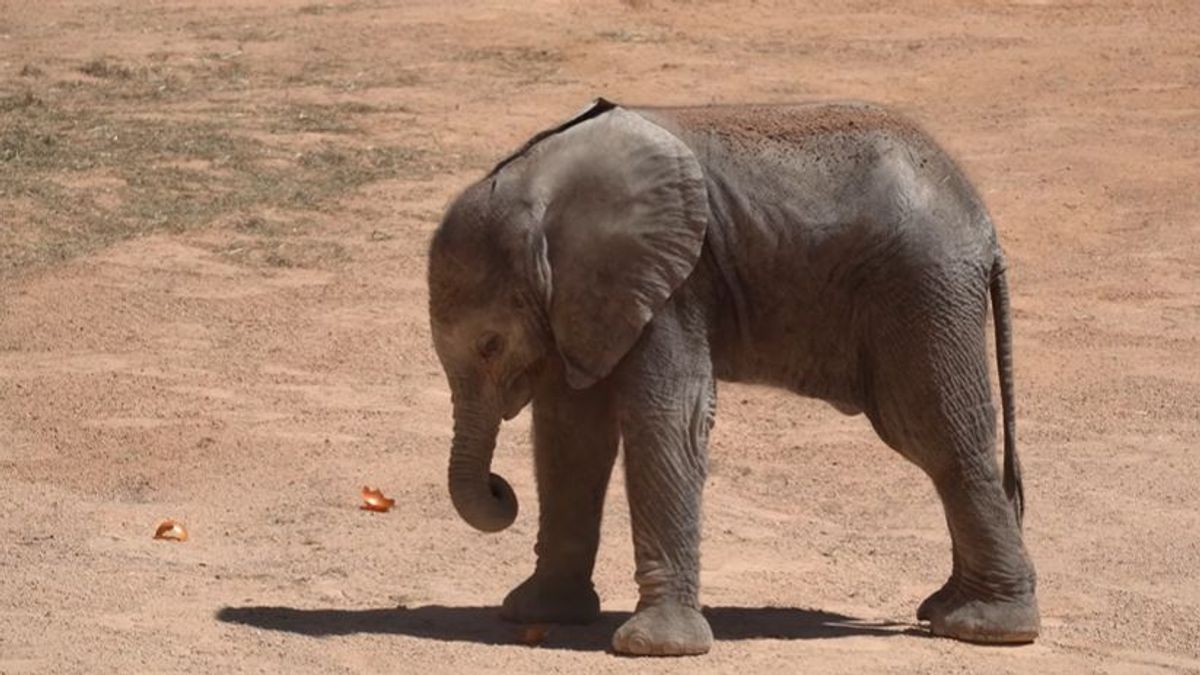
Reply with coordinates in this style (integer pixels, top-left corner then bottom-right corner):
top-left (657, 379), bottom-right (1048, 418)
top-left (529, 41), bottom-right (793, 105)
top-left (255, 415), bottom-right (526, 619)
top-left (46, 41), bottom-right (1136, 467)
top-left (500, 368), bottom-right (535, 421)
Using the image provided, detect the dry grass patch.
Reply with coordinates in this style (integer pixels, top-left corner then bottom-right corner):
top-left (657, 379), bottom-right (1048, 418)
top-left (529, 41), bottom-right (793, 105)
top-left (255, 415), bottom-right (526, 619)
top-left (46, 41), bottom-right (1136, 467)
top-left (0, 82), bottom-right (422, 274)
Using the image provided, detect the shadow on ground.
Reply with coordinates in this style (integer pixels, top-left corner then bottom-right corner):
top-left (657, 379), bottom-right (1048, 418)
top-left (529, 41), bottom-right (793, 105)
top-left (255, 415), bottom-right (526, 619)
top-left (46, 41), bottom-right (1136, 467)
top-left (215, 604), bottom-right (921, 651)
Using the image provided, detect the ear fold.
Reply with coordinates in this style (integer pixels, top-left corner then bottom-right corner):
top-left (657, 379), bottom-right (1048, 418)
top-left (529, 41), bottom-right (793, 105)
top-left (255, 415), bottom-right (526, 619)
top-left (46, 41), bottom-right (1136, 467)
top-left (518, 107), bottom-right (708, 389)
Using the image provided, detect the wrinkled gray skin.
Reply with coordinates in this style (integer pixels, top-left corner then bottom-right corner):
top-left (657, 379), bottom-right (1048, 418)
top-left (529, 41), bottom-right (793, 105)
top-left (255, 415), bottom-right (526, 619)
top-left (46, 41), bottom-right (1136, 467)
top-left (427, 99), bottom-right (1037, 656)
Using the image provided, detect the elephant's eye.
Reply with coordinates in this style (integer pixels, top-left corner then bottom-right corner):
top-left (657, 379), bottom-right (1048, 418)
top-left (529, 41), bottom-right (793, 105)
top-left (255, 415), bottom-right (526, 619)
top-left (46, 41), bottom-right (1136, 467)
top-left (476, 332), bottom-right (505, 362)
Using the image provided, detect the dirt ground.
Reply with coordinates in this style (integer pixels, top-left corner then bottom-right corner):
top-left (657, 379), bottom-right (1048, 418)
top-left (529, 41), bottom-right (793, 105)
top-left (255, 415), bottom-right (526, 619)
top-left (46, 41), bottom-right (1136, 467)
top-left (1, 0), bottom-right (1198, 672)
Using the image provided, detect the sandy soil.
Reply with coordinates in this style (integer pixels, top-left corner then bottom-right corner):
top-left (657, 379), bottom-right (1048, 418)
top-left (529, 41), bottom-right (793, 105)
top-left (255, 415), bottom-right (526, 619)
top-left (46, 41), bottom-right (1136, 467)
top-left (2, 1), bottom-right (1199, 672)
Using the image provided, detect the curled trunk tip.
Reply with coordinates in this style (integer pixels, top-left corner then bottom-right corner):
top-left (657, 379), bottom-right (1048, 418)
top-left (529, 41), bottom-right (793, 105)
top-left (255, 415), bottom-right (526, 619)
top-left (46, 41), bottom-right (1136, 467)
top-left (447, 397), bottom-right (518, 532)
top-left (449, 471), bottom-right (518, 533)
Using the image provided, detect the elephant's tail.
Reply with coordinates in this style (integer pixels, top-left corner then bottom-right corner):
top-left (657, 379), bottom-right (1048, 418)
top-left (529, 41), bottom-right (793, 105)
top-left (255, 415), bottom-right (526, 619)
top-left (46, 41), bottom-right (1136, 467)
top-left (990, 252), bottom-right (1024, 528)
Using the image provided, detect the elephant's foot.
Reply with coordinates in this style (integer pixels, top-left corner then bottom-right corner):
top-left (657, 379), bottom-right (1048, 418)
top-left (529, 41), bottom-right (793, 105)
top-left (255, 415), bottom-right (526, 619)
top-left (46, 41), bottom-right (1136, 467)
top-left (612, 603), bottom-right (713, 656)
top-left (500, 573), bottom-right (600, 625)
top-left (921, 582), bottom-right (1039, 644)
top-left (916, 580), bottom-right (954, 621)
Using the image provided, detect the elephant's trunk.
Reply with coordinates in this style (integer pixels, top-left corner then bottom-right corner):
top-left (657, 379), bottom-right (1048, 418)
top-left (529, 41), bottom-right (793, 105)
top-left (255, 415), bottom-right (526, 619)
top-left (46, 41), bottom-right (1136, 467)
top-left (447, 386), bottom-right (518, 533)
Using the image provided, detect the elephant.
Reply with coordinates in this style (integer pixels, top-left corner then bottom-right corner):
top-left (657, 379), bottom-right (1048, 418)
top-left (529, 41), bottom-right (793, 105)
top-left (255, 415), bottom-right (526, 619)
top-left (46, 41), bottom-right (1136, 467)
top-left (426, 98), bottom-right (1037, 656)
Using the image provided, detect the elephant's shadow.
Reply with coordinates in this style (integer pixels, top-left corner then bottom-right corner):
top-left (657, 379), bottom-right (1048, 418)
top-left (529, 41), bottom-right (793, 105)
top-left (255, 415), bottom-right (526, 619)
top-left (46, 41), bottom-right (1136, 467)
top-left (215, 604), bottom-right (922, 652)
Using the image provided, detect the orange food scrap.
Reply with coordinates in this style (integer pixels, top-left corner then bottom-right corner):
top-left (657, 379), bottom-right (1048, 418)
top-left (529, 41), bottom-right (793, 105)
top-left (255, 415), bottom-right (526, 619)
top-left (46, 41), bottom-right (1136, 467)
top-left (360, 486), bottom-right (395, 513)
top-left (153, 519), bottom-right (188, 542)
top-left (519, 625), bottom-right (550, 646)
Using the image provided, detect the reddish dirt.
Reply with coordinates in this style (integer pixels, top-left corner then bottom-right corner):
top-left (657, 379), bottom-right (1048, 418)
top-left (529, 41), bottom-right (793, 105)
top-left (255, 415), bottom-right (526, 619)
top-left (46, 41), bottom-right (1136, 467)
top-left (2, 1), bottom-right (1198, 672)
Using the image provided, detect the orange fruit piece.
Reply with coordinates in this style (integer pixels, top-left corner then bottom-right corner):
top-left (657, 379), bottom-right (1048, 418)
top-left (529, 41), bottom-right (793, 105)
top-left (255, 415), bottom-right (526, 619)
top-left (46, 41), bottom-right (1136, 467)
top-left (153, 519), bottom-right (188, 542)
top-left (519, 625), bottom-right (550, 646)
top-left (360, 486), bottom-right (395, 512)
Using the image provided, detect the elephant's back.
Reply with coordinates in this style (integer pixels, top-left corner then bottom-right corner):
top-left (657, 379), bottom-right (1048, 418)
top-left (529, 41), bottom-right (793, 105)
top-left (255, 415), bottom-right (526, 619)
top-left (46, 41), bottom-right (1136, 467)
top-left (632, 101), bottom-right (936, 156)
top-left (638, 101), bottom-right (996, 257)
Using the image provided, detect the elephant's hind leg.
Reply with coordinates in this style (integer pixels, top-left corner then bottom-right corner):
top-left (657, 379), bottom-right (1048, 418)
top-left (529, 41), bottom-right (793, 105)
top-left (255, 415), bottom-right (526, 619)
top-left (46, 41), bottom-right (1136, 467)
top-left (867, 296), bottom-right (1039, 644)
top-left (500, 365), bottom-right (618, 625)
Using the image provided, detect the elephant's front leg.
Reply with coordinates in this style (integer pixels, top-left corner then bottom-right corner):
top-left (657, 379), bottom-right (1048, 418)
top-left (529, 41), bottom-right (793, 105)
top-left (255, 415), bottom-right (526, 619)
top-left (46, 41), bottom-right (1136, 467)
top-left (500, 365), bottom-right (618, 625)
top-left (611, 321), bottom-right (716, 655)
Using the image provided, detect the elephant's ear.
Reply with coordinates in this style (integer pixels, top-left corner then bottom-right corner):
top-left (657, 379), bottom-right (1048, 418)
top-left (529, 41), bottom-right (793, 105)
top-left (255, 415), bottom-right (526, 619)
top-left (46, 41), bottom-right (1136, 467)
top-left (519, 106), bottom-right (708, 389)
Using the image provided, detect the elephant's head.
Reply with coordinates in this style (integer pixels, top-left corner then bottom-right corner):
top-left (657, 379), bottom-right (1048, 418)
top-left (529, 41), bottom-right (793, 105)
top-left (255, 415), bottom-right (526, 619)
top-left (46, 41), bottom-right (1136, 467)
top-left (427, 101), bottom-right (709, 533)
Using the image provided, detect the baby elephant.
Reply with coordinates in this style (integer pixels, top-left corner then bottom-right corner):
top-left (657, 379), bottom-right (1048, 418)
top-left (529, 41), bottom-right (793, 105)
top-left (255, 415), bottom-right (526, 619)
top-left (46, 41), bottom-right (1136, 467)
top-left (427, 98), bottom-right (1037, 656)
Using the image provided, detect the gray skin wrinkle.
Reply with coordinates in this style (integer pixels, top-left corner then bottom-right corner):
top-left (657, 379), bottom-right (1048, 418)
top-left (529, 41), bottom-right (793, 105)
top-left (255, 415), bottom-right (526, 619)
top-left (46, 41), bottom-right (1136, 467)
top-left (426, 99), bottom-right (1036, 656)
